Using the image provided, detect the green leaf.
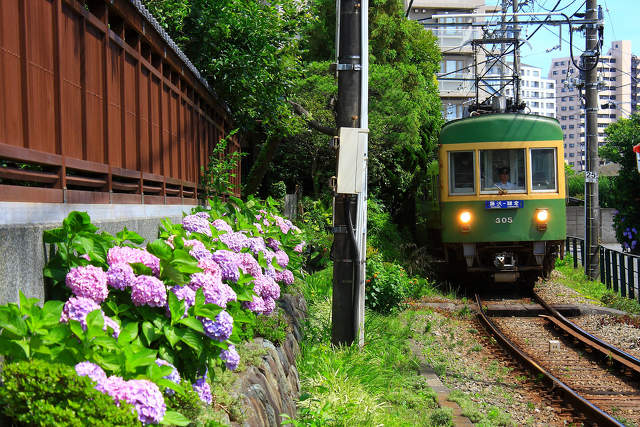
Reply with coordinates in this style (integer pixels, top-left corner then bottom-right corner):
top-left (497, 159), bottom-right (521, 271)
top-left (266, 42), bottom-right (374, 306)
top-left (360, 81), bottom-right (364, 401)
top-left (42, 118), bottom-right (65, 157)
top-left (41, 301), bottom-right (64, 326)
top-left (161, 410), bottom-right (191, 426)
top-left (42, 324), bottom-right (70, 344)
top-left (94, 352), bottom-right (123, 373)
top-left (130, 262), bottom-right (153, 276)
top-left (168, 292), bottom-right (185, 325)
top-left (147, 239), bottom-right (173, 260)
top-left (69, 320), bottom-right (85, 340)
top-left (163, 326), bottom-right (181, 348)
top-left (92, 336), bottom-right (118, 350)
top-left (180, 330), bottom-right (203, 356)
top-left (116, 227), bottom-right (145, 245)
top-left (72, 235), bottom-right (94, 255)
top-left (141, 321), bottom-right (161, 345)
top-left (178, 316), bottom-right (205, 334)
top-left (194, 288), bottom-right (205, 309)
top-left (63, 211), bottom-right (97, 233)
top-left (127, 348), bottom-right (157, 370)
top-left (193, 304), bottom-right (223, 320)
top-left (86, 310), bottom-right (105, 338)
top-left (0, 307), bottom-right (28, 337)
top-left (43, 227), bottom-right (67, 243)
top-left (118, 322), bottom-right (139, 345)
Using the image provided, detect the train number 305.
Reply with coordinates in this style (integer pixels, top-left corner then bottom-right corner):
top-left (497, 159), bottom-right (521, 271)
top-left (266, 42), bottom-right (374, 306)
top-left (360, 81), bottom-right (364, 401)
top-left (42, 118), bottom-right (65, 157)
top-left (495, 217), bottom-right (513, 224)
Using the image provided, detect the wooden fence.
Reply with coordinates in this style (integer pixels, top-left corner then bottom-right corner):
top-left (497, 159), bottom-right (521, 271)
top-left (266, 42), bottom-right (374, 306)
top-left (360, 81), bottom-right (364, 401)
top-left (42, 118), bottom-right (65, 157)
top-left (0, 0), bottom-right (240, 204)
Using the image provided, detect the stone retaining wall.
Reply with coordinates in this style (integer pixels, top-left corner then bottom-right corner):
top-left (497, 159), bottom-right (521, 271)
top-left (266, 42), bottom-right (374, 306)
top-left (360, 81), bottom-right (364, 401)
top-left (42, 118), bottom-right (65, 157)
top-left (231, 293), bottom-right (307, 426)
top-left (566, 206), bottom-right (617, 243)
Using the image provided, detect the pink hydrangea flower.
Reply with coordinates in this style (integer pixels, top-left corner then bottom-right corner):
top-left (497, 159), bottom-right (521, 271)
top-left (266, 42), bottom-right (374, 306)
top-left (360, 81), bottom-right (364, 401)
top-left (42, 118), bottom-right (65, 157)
top-left (65, 265), bottom-right (109, 303)
top-left (293, 241), bottom-right (306, 253)
top-left (182, 214), bottom-right (212, 237)
top-left (106, 263), bottom-right (136, 291)
top-left (254, 274), bottom-right (280, 300)
top-left (131, 275), bottom-right (167, 307)
top-left (60, 296), bottom-right (102, 329)
top-left (274, 250), bottom-right (289, 268)
top-left (262, 297), bottom-right (276, 315)
top-left (237, 252), bottom-right (262, 277)
top-left (211, 219), bottom-right (233, 234)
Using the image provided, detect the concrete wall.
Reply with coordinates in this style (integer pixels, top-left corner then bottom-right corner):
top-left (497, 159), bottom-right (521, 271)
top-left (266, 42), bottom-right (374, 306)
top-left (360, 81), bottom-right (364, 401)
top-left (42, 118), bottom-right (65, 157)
top-left (0, 202), bottom-right (196, 304)
top-left (566, 206), bottom-right (617, 243)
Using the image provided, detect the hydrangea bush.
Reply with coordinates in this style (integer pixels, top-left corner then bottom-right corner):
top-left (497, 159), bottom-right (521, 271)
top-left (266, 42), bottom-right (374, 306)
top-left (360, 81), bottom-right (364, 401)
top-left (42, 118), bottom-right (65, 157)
top-left (0, 196), bottom-right (305, 425)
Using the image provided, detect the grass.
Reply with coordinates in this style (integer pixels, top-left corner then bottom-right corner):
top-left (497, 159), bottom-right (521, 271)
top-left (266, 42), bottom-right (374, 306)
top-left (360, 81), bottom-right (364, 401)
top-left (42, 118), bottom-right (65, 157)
top-left (291, 267), bottom-right (450, 426)
top-left (555, 256), bottom-right (640, 314)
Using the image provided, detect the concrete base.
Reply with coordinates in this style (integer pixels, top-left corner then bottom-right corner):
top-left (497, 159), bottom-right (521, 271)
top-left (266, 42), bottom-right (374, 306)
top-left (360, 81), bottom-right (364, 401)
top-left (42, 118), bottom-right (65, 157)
top-left (0, 203), bottom-right (196, 304)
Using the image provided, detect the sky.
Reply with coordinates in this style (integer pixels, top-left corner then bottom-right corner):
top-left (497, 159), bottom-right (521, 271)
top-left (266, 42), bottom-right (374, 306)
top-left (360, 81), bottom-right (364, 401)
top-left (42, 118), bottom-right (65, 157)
top-left (486, 0), bottom-right (640, 77)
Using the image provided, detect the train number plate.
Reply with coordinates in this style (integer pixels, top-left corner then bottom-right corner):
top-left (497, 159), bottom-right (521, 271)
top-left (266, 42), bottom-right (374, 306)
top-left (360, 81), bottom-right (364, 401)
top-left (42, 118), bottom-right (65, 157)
top-left (485, 200), bottom-right (523, 209)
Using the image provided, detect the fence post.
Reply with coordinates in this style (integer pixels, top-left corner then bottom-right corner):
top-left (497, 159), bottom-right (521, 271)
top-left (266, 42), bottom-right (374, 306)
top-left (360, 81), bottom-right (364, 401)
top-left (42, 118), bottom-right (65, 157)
top-left (573, 238), bottom-right (578, 269)
top-left (620, 255), bottom-right (627, 298)
top-left (599, 246), bottom-right (605, 284)
top-left (628, 255), bottom-right (635, 300)
top-left (580, 239), bottom-right (585, 267)
top-left (605, 249), bottom-right (611, 289)
top-left (612, 252), bottom-right (619, 294)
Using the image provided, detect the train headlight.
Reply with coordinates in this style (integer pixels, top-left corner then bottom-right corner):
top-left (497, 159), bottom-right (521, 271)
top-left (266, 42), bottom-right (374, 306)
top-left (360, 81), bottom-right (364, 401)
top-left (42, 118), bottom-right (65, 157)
top-left (459, 210), bottom-right (472, 232)
top-left (535, 209), bottom-right (549, 230)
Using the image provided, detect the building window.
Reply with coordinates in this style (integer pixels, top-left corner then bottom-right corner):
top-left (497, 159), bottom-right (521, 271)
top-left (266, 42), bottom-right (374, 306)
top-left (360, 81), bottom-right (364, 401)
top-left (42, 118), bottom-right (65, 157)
top-left (561, 106), bottom-right (567, 111)
top-left (569, 115), bottom-right (575, 120)
top-left (547, 82), bottom-right (554, 89)
top-left (561, 125), bottom-right (567, 130)
top-left (561, 115), bottom-right (567, 120)
top-left (569, 124), bottom-right (574, 129)
top-left (569, 134), bottom-right (575, 139)
top-left (569, 106), bottom-right (575, 110)
top-left (569, 96), bottom-right (574, 101)
top-left (546, 103), bottom-right (554, 108)
top-left (569, 153), bottom-right (575, 157)
top-left (561, 97), bottom-right (567, 101)
top-left (553, 70), bottom-right (558, 75)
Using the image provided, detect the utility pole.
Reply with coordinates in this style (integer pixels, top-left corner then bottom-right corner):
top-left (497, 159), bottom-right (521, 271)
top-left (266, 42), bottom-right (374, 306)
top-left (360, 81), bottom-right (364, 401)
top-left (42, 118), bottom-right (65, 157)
top-left (513, 0), bottom-right (520, 104)
top-left (332, 0), bottom-right (366, 346)
top-left (583, 0), bottom-right (600, 279)
top-left (499, 0), bottom-right (507, 85)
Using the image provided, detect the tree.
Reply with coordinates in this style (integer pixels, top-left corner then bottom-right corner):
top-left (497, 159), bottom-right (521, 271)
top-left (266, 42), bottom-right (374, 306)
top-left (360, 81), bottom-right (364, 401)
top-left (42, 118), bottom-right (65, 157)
top-left (600, 114), bottom-right (640, 253)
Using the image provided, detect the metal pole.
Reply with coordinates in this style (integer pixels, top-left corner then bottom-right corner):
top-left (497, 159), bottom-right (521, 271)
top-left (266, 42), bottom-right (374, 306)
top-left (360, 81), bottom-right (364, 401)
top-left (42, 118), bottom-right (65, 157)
top-left (513, 0), bottom-right (520, 105)
top-left (584, 0), bottom-right (600, 280)
top-left (499, 0), bottom-right (507, 89)
top-left (332, 0), bottom-right (361, 346)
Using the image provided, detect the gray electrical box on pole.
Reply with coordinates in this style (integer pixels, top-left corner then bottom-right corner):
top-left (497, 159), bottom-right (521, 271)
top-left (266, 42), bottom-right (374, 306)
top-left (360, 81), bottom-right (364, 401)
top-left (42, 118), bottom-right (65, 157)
top-left (583, 0), bottom-right (600, 279)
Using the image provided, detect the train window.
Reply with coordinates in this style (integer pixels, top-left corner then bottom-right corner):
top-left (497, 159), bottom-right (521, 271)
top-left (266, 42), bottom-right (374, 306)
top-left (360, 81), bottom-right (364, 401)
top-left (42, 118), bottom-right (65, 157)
top-left (530, 148), bottom-right (557, 191)
top-left (448, 151), bottom-right (475, 195)
top-left (479, 149), bottom-right (525, 193)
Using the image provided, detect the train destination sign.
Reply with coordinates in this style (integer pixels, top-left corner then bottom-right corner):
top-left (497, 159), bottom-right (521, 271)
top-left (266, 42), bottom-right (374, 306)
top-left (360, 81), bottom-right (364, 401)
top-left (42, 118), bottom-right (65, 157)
top-left (485, 200), bottom-right (523, 209)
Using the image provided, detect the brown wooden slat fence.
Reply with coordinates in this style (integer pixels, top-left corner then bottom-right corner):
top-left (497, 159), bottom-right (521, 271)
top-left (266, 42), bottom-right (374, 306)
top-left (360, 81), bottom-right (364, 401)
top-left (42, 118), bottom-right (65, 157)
top-left (0, 0), bottom-right (240, 204)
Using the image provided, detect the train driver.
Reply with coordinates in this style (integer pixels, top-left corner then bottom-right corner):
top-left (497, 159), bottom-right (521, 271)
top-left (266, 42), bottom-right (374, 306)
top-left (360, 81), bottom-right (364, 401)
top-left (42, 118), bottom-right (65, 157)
top-left (497, 167), bottom-right (516, 190)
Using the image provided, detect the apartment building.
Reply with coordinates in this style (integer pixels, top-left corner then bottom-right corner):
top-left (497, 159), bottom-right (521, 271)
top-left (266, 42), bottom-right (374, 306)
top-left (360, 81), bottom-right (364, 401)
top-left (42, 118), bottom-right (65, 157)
top-left (504, 63), bottom-right (556, 118)
top-left (406, 1), bottom-right (499, 120)
top-left (549, 40), bottom-right (636, 171)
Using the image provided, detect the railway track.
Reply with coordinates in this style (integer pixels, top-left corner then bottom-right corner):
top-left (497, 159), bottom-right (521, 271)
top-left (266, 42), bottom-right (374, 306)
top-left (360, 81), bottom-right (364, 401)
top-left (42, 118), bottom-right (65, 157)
top-left (475, 293), bottom-right (640, 426)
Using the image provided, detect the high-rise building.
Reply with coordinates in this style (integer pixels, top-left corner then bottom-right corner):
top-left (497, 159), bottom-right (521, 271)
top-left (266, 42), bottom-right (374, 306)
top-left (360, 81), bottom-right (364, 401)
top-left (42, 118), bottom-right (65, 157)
top-left (504, 63), bottom-right (556, 118)
top-left (549, 40), bottom-right (636, 171)
top-left (406, 1), bottom-right (500, 120)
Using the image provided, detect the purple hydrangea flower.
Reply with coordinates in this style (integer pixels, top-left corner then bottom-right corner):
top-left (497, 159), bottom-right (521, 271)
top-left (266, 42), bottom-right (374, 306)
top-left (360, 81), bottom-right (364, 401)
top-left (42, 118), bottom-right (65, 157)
top-left (106, 263), bottom-right (136, 291)
top-left (266, 238), bottom-right (281, 251)
top-left (211, 250), bottom-right (240, 282)
top-left (220, 232), bottom-right (249, 252)
top-left (243, 294), bottom-right (266, 314)
top-left (107, 246), bottom-right (160, 276)
top-left (245, 237), bottom-right (266, 255)
top-left (252, 222), bottom-right (264, 234)
top-left (155, 359), bottom-right (180, 396)
top-left (221, 344), bottom-right (240, 371)
top-left (60, 296), bottom-right (103, 329)
top-left (182, 214), bottom-right (212, 237)
top-left (183, 239), bottom-right (206, 253)
top-left (131, 275), bottom-right (167, 307)
top-left (293, 241), bottom-right (306, 253)
top-left (274, 216), bottom-right (291, 234)
top-left (264, 263), bottom-right (277, 279)
top-left (202, 280), bottom-right (237, 308)
top-left (189, 272), bottom-right (222, 291)
top-left (276, 269), bottom-right (295, 286)
top-left (200, 310), bottom-right (233, 341)
top-left (254, 275), bottom-right (280, 300)
top-left (120, 379), bottom-right (166, 425)
top-left (195, 211), bottom-right (210, 220)
top-left (192, 375), bottom-right (212, 405)
top-left (65, 265), bottom-right (109, 303)
top-left (80, 254), bottom-right (91, 261)
top-left (75, 361), bottom-right (107, 384)
top-left (212, 219), bottom-right (233, 234)
top-left (237, 252), bottom-right (262, 277)
top-left (262, 297), bottom-right (276, 315)
top-left (274, 250), bottom-right (289, 268)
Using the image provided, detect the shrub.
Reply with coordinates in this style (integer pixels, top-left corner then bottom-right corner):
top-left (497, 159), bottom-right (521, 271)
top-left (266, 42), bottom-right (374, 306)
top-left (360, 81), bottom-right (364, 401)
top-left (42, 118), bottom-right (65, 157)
top-left (251, 307), bottom-right (291, 345)
top-left (365, 256), bottom-right (410, 314)
top-left (367, 198), bottom-right (406, 262)
top-left (270, 181), bottom-right (287, 199)
top-left (0, 360), bottom-right (140, 427)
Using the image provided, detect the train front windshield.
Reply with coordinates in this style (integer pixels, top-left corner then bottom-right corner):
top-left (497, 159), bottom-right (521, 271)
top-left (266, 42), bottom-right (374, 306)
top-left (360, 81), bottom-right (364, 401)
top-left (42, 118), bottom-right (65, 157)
top-left (447, 147), bottom-right (559, 195)
top-left (480, 149), bottom-right (525, 193)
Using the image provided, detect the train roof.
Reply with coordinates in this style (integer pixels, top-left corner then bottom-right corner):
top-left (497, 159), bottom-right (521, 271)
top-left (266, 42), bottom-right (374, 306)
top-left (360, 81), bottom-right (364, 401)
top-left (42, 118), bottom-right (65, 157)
top-left (439, 113), bottom-right (562, 144)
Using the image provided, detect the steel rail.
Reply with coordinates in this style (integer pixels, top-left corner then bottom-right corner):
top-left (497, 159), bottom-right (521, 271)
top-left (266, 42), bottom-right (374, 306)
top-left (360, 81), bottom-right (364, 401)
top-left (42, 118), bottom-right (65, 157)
top-left (533, 291), bottom-right (640, 376)
top-left (475, 294), bottom-right (624, 426)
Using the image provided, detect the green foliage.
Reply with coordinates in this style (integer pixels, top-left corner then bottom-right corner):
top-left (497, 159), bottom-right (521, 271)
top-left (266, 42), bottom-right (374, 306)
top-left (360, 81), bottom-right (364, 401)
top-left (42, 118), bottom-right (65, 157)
top-left (251, 307), bottom-right (290, 345)
top-left (565, 168), bottom-right (615, 208)
top-left (365, 256), bottom-right (410, 314)
top-left (0, 360), bottom-right (140, 426)
top-left (200, 129), bottom-right (244, 198)
top-left (270, 181), bottom-right (287, 199)
top-left (300, 196), bottom-right (333, 271)
top-left (143, 0), bottom-right (309, 136)
top-left (367, 198), bottom-right (406, 261)
top-left (600, 113), bottom-right (640, 253)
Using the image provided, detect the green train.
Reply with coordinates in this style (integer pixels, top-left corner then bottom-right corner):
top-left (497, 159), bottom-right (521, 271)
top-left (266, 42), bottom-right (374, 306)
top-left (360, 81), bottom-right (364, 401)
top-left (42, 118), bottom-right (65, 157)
top-left (419, 113), bottom-right (566, 288)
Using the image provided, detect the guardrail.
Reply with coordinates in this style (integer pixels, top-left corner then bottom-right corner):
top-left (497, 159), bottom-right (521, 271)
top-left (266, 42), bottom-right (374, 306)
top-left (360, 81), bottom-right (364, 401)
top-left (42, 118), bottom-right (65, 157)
top-left (566, 236), bottom-right (640, 302)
